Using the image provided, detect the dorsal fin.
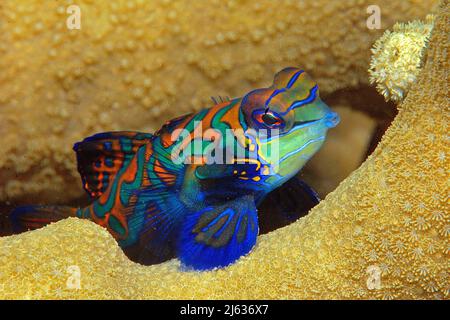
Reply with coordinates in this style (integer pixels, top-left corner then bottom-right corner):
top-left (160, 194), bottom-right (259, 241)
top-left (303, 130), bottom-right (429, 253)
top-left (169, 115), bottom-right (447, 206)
top-left (210, 96), bottom-right (230, 105)
top-left (154, 113), bottom-right (193, 136)
top-left (73, 131), bottom-right (153, 199)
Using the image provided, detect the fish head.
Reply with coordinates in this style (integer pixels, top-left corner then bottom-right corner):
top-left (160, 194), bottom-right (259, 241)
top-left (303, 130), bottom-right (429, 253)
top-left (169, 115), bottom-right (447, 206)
top-left (240, 67), bottom-right (340, 187)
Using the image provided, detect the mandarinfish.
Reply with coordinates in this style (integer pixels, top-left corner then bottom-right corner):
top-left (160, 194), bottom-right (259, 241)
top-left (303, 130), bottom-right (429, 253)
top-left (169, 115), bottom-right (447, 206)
top-left (11, 67), bottom-right (339, 271)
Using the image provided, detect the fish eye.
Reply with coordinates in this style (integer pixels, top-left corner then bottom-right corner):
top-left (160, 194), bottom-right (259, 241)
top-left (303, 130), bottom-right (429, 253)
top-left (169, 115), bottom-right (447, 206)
top-left (252, 110), bottom-right (285, 129)
top-left (262, 113), bottom-right (279, 126)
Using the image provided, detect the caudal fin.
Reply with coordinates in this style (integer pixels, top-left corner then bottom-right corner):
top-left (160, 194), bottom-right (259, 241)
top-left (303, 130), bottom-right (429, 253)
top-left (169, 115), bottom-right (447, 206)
top-left (10, 205), bottom-right (77, 233)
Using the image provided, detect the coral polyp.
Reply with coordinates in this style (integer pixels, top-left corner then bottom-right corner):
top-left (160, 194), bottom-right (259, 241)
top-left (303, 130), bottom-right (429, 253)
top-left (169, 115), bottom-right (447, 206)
top-left (369, 15), bottom-right (435, 103)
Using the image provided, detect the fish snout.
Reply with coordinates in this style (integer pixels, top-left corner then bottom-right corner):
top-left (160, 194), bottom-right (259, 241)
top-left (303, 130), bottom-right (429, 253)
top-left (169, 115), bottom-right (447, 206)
top-left (324, 111), bottom-right (340, 128)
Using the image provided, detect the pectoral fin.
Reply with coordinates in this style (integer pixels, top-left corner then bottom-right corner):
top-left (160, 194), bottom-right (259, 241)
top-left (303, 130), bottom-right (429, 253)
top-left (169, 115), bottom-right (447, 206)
top-left (178, 195), bottom-right (258, 270)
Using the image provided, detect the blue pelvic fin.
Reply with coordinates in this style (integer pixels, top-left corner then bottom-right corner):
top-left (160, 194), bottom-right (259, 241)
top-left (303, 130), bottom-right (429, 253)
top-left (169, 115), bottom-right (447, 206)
top-left (257, 176), bottom-right (320, 234)
top-left (178, 195), bottom-right (258, 271)
top-left (73, 131), bottom-right (153, 199)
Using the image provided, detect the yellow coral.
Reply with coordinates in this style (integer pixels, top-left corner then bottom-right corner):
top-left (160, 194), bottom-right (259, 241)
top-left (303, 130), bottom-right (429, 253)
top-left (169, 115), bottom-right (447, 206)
top-left (369, 15), bottom-right (435, 102)
top-left (0, 0), bottom-right (439, 204)
top-left (0, 2), bottom-right (448, 300)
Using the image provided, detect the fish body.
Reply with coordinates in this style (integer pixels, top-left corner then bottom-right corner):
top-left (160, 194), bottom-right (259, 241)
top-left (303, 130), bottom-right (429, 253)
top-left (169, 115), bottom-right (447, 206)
top-left (11, 67), bottom-right (339, 270)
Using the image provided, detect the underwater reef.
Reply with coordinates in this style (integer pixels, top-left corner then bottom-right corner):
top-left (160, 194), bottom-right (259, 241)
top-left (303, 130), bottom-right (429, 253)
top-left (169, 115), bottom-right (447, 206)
top-left (0, 1), bottom-right (447, 299)
top-left (0, 0), bottom-right (439, 204)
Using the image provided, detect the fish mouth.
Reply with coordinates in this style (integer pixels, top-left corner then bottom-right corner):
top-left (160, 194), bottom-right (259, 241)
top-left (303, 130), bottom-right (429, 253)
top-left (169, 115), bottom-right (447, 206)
top-left (324, 111), bottom-right (340, 128)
